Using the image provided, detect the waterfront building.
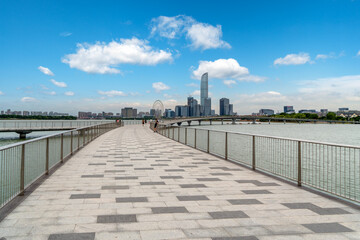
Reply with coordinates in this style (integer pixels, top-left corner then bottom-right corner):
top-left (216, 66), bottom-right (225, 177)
top-left (284, 106), bottom-right (294, 113)
top-left (259, 109), bottom-right (274, 116)
top-left (339, 107), bottom-right (349, 111)
top-left (200, 72), bottom-right (212, 116)
top-left (188, 97), bottom-right (200, 117)
top-left (220, 98), bottom-right (229, 115)
top-left (150, 109), bottom-right (155, 116)
top-left (298, 109), bottom-right (317, 114)
top-left (78, 111), bottom-right (92, 119)
top-left (121, 107), bottom-right (137, 118)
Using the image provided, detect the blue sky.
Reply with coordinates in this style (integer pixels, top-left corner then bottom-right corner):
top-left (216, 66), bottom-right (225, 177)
top-left (1, 0), bottom-right (360, 115)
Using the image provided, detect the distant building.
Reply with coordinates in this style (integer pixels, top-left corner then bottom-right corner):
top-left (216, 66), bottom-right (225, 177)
top-left (259, 109), bottom-right (274, 116)
top-left (121, 107), bottom-right (137, 118)
top-left (78, 112), bottom-right (92, 119)
top-left (220, 98), bottom-right (230, 115)
top-left (23, 111), bottom-right (29, 116)
top-left (339, 108), bottom-right (349, 111)
top-left (284, 106), bottom-right (294, 113)
top-left (200, 72), bottom-right (211, 116)
top-left (174, 105), bottom-right (189, 117)
top-left (298, 109), bottom-right (317, 114)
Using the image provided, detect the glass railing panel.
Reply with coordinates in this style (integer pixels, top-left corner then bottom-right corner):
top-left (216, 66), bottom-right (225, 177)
top-left (228, 133), bottom-right (252, 166)
top-left (209, 131), bottom-right (226, 158)
top-left (24, 139), bottom-right (46, 188)
top-left (196, 129), bottom-right (207, 151)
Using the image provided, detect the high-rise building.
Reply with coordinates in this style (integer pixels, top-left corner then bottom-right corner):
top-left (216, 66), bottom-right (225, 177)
top-left (220, 98), bottom-right (230, 115)
top-left (229, 104), bottom-right (233, 115)
top-left (203, 98), bottom-right (211, 116)
top-left (121, 107), bottom-right (137, 118)
top-left (188, 96), bottom-right (200, 117)
top-left (339, 108), bottom-right (349, 111)
top-left (200, 73), bottom-right (208, 106)
top-left (284, 106), bottom-right (294, 113)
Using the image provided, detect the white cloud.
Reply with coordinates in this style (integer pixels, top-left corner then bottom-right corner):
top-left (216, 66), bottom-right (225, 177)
top-left (223, 80), bottom-right (236, 87)
top-left (186, 23), bottom-right (230, 50)
top-left (316, 54), bottom-right (332, 60)
top-left (65, 91), bottom-right (74, 96)
top-left (45, 91), bottom-right (56, 95)
top-left (192, 58), bottom-right (264, 82)
top-left (274, 53), bottom-right (310, 65)
top-left (186, 83), bottom-right (199, 88)
top-left (60, 32), bottom-right (72, 37)
top-left (191, 90), bottom-right (200, 96)
top-left (38, 66), bottom-right (54, 76)
top-left (98, 90), bottom-right (127, 97)
top-left (151, 15), bottom-right (230, 50)
top-left (152, 82), bottom-right (170, 92)
top-left (62, 37), bottom-right (173, 74)
top-left (0, 91), bottom-right (3, 95)
top-left (50, 79), bottom-right (67, 88)
top-left (357, 50), bottom-right (360, 56)
top-left (21, 97), bottom-right (36, 102)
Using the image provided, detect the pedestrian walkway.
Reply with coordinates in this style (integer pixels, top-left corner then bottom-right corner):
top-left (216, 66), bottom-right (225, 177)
top-left (1, 125), bottom-right (360, 240)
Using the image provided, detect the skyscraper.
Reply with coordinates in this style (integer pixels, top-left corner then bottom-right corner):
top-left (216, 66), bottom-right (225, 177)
top-left (220, 98), bottom-right (230, 115)
top-left (200, 73), bottom-right (208, 106)
top-left (200, 72), bottom-right (211, 116)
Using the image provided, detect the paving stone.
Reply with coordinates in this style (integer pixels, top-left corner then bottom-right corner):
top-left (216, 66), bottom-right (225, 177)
top-left (165, 169), bottom-right (185, 172)
top-left (88, 163), bottom-right (106, 165)
top-left (115, 164), bottom-right (133, 167)
top-left (116, 197), bottom-right (148, 203)
top-left (211, 173), bottom-right (232, 176)
top-left (228, 199), bottom-right (263, 205)
top-left (242, 190), bottom-right (272, 194)
top-left (134, 168), bottom-right (154, 170)
top-left (197, 178), bottom-right (221, 181)
top-left (104, 170), bottom-right (125, 172)
top-left (212, 237), bottom-right (258, 240)
top-left (101, 185), bottom-right (129, 190)
top-left (177, 195), bottom-right (210, 201)
top-left (48, 232), bottom-right (95, 240)
top-left (209, 211), bottom-right (249, 219)
top-left (150, 164), bottom-right (169, 166)
top-left (97, 214), bottom-right (137, 223)
top-left (302, 222), bottom-right (354, 233)
top-left (140, 182), bottom-right (166, 185)
top-left (115, 176), bottom-right (138, 180)
top-left (70, 194), bottom-right (101, 199)
top-left (160, 176), bottom-right (183, 179)
top-left (81, 175), bottom-right (104, 178)
top-left (152, 207), bottom-right (189, 214)
top-left (180, 184), bottom-right (207, 188)
top-left (179, 165), bottom-right (198, 168)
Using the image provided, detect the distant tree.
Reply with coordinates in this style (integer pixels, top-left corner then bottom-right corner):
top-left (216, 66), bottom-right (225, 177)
top-left (326, 112), bottom-right (337, 120)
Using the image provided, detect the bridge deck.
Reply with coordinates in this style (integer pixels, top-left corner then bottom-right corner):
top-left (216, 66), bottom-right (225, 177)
top-left (1, 125), bottom-right (360, 240)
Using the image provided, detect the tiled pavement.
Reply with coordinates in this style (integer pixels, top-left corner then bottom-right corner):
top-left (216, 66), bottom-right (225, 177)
top-left (1, 125), bottom-right (360, 240)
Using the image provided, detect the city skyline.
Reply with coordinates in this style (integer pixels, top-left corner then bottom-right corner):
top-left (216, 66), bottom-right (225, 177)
top-left (1, 0), bottom-right (360, 115)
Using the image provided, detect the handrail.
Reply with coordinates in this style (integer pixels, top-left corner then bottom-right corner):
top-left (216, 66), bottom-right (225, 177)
top-left (155, 124), bottom-right (360, 204)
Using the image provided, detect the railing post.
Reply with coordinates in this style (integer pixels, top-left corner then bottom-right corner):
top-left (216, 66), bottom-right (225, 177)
top-left (70, 131), bottom-right (73, 154)
top-left (60, 134), bottom-right (64, 163)
top-left (78, 130), bottom-right (80, 149)
top-left (194, 128), bottom-right (197, 148)
top-left (185, 128), bottom-right (187, 145)
top-left (298, 141), bottom-right (302, 186)
top-left (252, 135), bottom-right (256, 170)
top-left (207, 130), bottom-right (210, 153)
top-left (20, 144), bottom-right (25, 196)
top-left (46, 138), bottom-right (49, 175)
top-left (225, 132), bottom-right (228, 160)
top-left (173, 128), bottom-right (174, 140)
top-left (178, 128), bottom-right (180, 142)
top-left (168, 127), bottom-right (170, 137)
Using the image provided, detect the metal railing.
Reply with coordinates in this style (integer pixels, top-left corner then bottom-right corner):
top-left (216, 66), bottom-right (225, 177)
top-left (0, 120), bottom-right (113, 131)
top-left (157, 125), bottom-right (360, 204)
top-left (0, 122), bottom-right (122, 208)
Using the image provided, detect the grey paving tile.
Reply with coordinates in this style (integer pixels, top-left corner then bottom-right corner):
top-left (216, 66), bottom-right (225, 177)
top-left (156, 160), bottom-right (172, 162)
top-left (312, 208), bottom-right (351, 215)
top-left (165, 169), bottom-right (185, 172)
top-left (180, 184), bottom-right (207, 188)
top-left (115, 164), bottom-right (133, 167)
top-left (70, 194), bottom-right (101, 199)
top-left (211, 173), bottom-right (232, 176)
top-left (151, 164), bottom-right (169, 166)
top-left (140, 182), bottom-right (166, 185)
top-left (236, 180), bottom-right (279, 186)
top-left (152, 207), bottom-right (189, 214)
top-left (160, 176), bottom-right (183, 179)
top-left (81, 175), bottom-right (104, 178)
top-left (192, 162), bottom-right (209, 164)
top-left (101, 185), bottom-right (129, 190)
top-left (242, 190), bottom-right (272, 194)
top-left (303, 222), bottom-right (354, 233)
top-left (116, 197), bottom-right (148, 202)
top-left (177, 195), bottom-right (210, 201)
top-left (228, 199), bottom-right (262, 205)
top-left (115, 176), bottom-right (138, 180)
top-left (97, 214), bottom-right (137, 223)
top-left (88, 163), bottom-right (106, 165)
top-left (179, 165), bottom-right (198, 168)
top-left (48, 232), bottom-right (95, 240)
top-left (209, 210), bottom-right (249, 219)
top-left (104, 170), bottom-right (125, 172)
top-left (134, 168), bottom-right (154, 170)
top-left (197, 178), bottom-right (221, 181)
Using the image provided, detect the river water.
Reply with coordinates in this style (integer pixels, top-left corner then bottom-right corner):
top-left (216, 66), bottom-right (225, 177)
top-left (188, 122), bottom-right (360, 146)
top-left (0, 131), bottom-right (64, 148)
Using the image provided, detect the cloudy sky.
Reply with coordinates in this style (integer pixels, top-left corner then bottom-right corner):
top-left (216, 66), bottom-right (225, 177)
top-left (1, 0), bottom-right (360, 115)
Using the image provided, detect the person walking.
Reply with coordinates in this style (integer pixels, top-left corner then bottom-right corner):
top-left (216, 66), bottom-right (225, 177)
top-left (154, 118), bottom-right (158, 132)
top-left (142, 119), bottom-right (145, 126)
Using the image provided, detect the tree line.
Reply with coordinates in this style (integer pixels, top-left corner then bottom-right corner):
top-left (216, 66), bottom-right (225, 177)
top-left (0, 115), bottom-right (77, 120)
top-left (272, 112), bottom-right (360, 122)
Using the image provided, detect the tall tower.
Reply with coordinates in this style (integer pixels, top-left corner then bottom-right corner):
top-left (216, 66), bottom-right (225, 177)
top-left (200, 73), bottom-right (208, 106)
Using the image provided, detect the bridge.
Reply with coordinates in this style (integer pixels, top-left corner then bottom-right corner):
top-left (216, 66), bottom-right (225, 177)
top-left (161, 115), bottom-right (360, 126)
top-left (0, 120), bottom-right (114, 138)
